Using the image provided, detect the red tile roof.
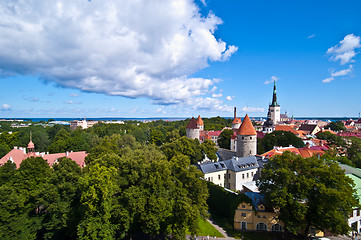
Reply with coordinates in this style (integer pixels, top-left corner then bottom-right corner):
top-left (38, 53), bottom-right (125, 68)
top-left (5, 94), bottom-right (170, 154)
top-left (187, 117), bottom-right (198, 129)
top-left (236, 114), bottom-right (256, 135)
top-left (0, 148), bottom-right (87, 168)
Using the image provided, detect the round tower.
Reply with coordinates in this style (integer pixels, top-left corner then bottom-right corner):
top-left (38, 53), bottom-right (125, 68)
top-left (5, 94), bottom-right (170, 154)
top-left (236, 114), bottom-right (257, 157)
top-left (186, 117), bottom-right (200, 140)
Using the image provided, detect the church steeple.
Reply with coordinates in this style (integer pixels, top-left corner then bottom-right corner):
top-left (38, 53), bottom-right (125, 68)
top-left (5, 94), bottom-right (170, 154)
top-left (271, 80), bottom-right (279, 107)
top-left (27, 131), bottom-right (35, 153)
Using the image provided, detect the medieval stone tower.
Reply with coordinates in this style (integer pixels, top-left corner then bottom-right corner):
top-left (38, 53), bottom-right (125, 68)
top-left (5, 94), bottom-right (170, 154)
top-left (186, 116), bottom-right (203, 140)
top-left (236, 114), bottom-right (257, 157)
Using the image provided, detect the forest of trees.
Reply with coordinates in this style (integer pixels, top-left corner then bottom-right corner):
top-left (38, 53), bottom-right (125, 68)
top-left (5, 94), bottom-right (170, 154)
top-left (1, 118), bottom-right (361, 239)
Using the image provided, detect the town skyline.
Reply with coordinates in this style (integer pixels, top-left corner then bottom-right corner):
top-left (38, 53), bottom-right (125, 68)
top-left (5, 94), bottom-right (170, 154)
top-left (0, 0), bottom-right (360, 118)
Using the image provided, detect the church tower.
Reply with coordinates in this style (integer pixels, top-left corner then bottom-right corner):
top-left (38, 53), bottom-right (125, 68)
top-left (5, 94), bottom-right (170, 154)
top-left (236, 114), bottom-right (257, 157)
top-left (27, 132), bottom-right (35, 154)
top-left (268, 81), bottom-right (280, 125)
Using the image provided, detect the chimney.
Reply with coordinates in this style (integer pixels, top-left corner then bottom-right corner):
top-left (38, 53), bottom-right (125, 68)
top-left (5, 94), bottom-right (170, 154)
top-left (234, 107), bottom-right (237, 119)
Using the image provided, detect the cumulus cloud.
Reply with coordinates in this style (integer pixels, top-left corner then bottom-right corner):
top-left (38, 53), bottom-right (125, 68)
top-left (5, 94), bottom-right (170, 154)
top-left (264, 76), bottom-right (279, 85)
top-left (1, 104), bottom-right (11, 111)
top-left (327, 34), bottom-right (361, 64)
top-left (241, 106), bottom-right (264, 113)
top-left (0, 0), bottom-right (237, 106)
top-left (188, 97), bottom-right (233, 112)
top-left (212, 93), bottom-right (222, 98)
top-left (226, 96), bottom-right (234, 101)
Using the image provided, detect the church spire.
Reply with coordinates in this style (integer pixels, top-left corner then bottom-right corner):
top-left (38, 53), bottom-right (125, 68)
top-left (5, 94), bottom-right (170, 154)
top-left (271, 80), bottom-right (279, 106)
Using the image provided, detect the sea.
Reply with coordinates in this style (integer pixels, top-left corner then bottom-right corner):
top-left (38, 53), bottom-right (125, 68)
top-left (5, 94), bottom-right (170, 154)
top-left (1, 117), bottom-right (358, 123)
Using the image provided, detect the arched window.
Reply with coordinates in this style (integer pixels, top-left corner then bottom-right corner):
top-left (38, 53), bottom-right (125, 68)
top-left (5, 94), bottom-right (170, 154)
top-left (256, 222), bottom-right (267, 231)
top-left (271, 224), bottom-right (283, 232)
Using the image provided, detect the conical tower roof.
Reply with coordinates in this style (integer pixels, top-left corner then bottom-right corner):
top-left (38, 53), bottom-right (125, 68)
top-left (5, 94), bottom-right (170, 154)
top-left (236, 114), bottom-right (257, 135)
top-left (196, 115), bottom-right (204, 125)
top-left (187, 117), bottom-right (198, 129)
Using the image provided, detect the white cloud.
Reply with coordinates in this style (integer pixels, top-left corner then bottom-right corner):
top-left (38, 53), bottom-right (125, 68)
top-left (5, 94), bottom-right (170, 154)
top-left (187, 97), bottom-right (232, 112)
top-left (307, 34), bottom-right (316, 39)
top-left (65, 100), bottom-right (81, 104)
top-left (70, 93), bottom-right (79, 97)
top-left (264, 76), bottom-right (279, 85)
top-left (322, 77), bottom-right (334, 83)
top-left (199, 0), bottom-right (207, 6)
top-left (327, 34), bottom-right (361, 64)
top-left (322, 65), bottom-right (353, 83)
top-left (1, 104), bottom-right (11, 111)
top-left (212, 93), bottom-right (222, 98)
top-left (226, 96), bottom-right (234, 101)
top-left (0, 0), bottom-right (237, 105)
top-left (331, 65), bottom-right (353, 77)
top-left (241, 106), bottom-right (264, 113)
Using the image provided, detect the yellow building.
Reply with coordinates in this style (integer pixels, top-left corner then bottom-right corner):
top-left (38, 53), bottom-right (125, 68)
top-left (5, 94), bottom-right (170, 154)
top-left (234, 192), bottom-right (284, 232)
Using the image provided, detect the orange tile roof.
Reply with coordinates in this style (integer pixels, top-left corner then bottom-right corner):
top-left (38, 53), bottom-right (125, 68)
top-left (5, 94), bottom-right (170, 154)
top-left (261, 146), bottom-right (326, 158)
top-left (232, 117), bottom-right (242, 124)
top-left (196, 115), bottom-right (204, 125)
top-left (275, 125), bottom-right (298, 135)
top-left (236, 114), bottom-right (256, 135)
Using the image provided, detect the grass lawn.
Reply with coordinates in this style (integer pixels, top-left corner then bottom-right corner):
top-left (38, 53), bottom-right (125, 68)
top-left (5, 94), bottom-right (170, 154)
top-left (186, 217), bottom-right (224, 238)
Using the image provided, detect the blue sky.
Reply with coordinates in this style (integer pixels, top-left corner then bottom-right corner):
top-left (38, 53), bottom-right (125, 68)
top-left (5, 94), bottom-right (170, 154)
top-left (0, 0), bottom-right (360, 118)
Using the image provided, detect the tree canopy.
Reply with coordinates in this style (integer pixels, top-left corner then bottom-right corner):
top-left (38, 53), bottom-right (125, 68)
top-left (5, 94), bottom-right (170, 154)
top-left (217, 129), bottom-right (234, 150)
top-left (257, 130), bottom-right (305, 154)
top-left (258, 152), bottom-right (358, 236)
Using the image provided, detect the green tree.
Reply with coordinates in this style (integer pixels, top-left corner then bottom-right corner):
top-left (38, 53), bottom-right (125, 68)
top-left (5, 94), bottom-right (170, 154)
top-left (258, 152), bottom-right (358, 236)
top-left (217, 129), bottom-right (234, 149)
top-left (326, 121), bottom-right (345, 131)
top-left (149, 129), bottom-right (165, 146)
top-left (41, 157), bottom-right (82, 239)
top-left (161, 136), bottom-right (204, 164)
top-left (317, 131), bottom-right (346, 147)
top-left (257, 130), bottom-right (305, 154)
top-left (201, 140), bottom-right (217, 161)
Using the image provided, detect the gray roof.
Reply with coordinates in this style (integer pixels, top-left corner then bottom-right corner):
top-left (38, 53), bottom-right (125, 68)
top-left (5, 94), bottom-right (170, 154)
top-left (197, 155), bottom-right (260, 174)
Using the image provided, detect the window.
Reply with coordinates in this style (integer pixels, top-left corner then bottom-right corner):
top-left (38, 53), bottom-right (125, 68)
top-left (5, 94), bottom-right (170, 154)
top-left (251, 172), bottom-right (254, 177)
top-left (241, 222), bottom-right (247, 230)
top-left (242, 174), bottom-right (245, 179)
top-left (250, 137), bottom-right (252, 140)
top-left (257, 215), bottom-right (261, 218)
top-left (256, 222), bottom-right (267, 231)
top-left (242, 205), bottom-right (246, 208)
top-left (218, 174), bottom-right (221, 180)
top-left (247, 173), bottom-right (249, 178)
top-left (229, 174), bottom-right (231, 179)
top-left (271, 224), bottom-right (283, 232)
top-left (263, 216), bottom-right (266, 219)
top-left (358, 209), bottom-right (360, 216)
top-left (242, 137), bottom-right (244, 140)
top-left (241, 213), bottom-right (246, 217)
